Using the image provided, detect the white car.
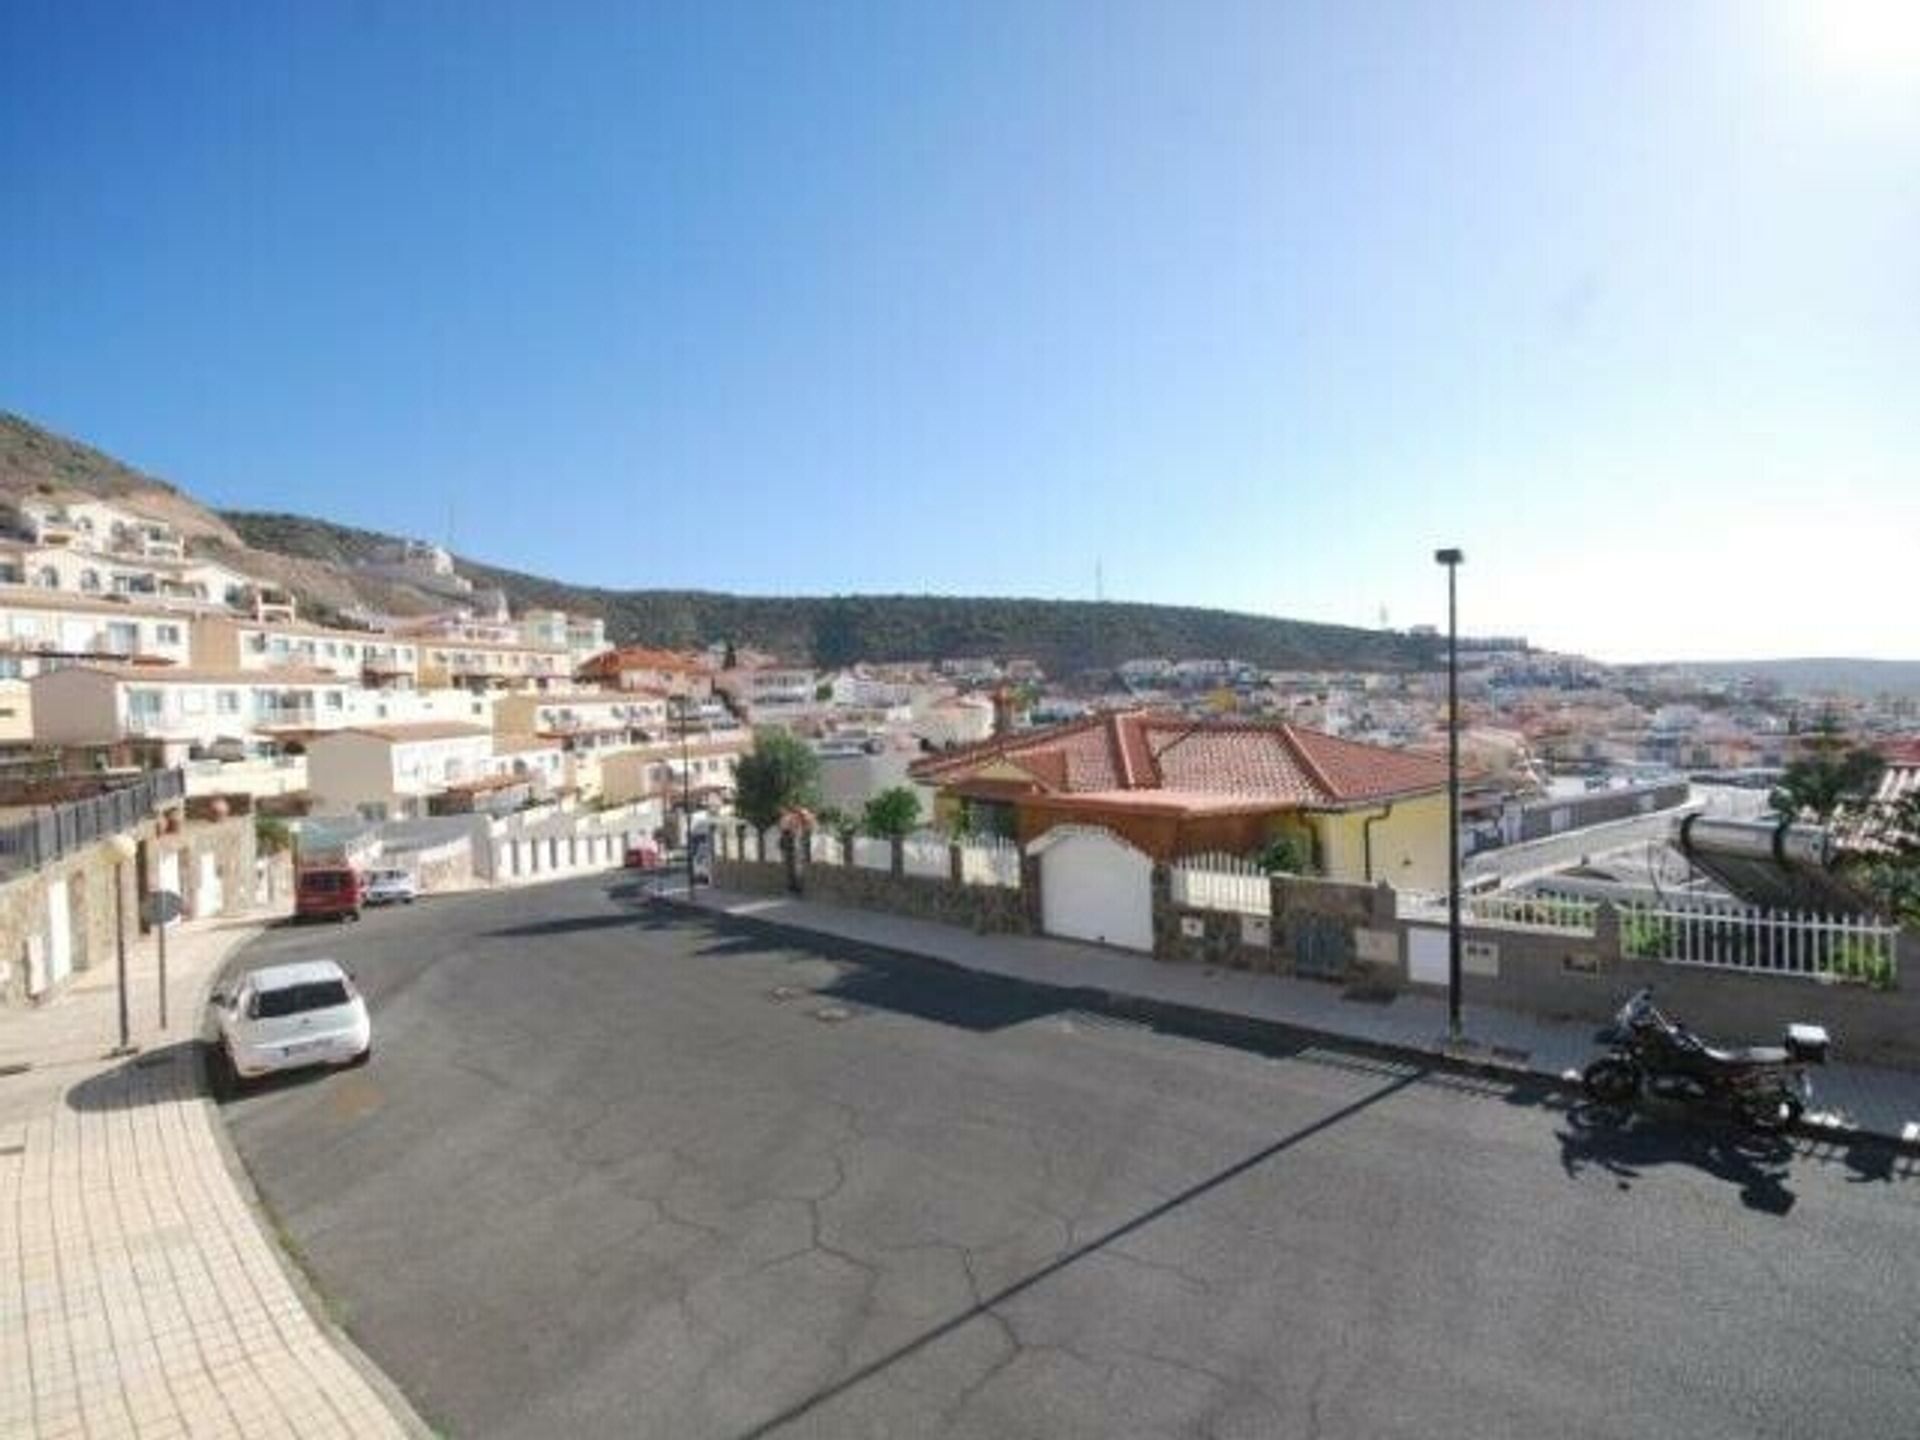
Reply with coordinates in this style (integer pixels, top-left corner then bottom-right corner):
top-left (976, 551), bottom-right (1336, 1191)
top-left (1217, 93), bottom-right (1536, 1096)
top-left (362, 868), bottom-right (419, 906)
top-left (209, 959), bottom-right (372, 1082)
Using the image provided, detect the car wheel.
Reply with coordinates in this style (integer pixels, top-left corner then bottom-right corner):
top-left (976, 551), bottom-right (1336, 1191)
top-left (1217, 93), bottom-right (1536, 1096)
top-left (221, 1045), bottom-right (250, 1095)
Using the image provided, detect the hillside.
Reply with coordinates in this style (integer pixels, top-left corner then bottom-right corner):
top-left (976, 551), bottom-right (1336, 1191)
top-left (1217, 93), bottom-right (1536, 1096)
top-left (1675, 659), bottom-right (1920, 701)
top-left (0, 409), bottom-right (1437, 672)
top-left (224, 510), bottom-right (1435, 673)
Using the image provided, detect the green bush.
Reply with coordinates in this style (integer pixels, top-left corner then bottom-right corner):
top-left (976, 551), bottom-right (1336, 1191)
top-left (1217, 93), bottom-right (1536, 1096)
top-left (1828, 938), bottom-right (1897, 991)
top-left (1621, 912), bottom-right (1671, 959)
top-left (1256, 834), bottom-right (1313, 876)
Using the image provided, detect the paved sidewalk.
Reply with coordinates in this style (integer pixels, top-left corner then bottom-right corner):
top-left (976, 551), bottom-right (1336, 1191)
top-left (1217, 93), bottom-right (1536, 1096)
top-left (0, 916), bottom-right (420, 1440)
top-left (685, 886), bottom-right (1920, 1148)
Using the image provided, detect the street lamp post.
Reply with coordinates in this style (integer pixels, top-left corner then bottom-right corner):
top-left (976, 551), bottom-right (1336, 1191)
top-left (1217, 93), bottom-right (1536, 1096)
top-left (1433, 548), bottom-right (1464, 1044)
top-left (678, 695), bottom-right (696, 897)
top-left (108, 833), bottom-right (138, 1055)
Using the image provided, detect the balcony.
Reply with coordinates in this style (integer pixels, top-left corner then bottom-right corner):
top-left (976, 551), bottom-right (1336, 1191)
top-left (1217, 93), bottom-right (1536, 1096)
top-left (253, 703), bottom-right (319, 729)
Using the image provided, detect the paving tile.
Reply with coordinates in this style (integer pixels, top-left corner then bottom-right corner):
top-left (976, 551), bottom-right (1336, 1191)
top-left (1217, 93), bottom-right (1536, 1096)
top-left (0, 917), bottom-right (415, 1440)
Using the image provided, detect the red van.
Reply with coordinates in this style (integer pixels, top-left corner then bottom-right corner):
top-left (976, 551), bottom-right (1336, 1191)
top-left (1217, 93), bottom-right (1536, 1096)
top-left (296, 866), bottom-right (364, 923)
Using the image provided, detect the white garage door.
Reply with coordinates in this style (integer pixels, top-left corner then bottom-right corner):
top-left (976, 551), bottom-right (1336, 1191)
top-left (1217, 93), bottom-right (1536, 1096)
top-left (1036, 826), bottom-right (1153, 952)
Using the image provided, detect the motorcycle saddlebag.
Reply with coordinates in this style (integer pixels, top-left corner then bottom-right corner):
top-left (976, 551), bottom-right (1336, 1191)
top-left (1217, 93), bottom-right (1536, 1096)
top-left (1785, 1023), bottom-right (1831, 1064)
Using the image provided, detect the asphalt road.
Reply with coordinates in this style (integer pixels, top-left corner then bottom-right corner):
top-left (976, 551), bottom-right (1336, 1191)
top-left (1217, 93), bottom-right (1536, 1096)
top-left (218, 878), bottom-right (1920, 1440)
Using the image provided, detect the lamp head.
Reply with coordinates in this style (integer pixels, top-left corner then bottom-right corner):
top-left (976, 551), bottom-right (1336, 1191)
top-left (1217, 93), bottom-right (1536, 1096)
top-left (1433, 547), bottom-right (1464, 566)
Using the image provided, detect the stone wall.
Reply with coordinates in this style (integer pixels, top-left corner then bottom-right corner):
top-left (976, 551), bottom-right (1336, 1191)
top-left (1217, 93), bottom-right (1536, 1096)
top-left (0, 811), bottom-right (257, 1008)
top-left (143, 813), bottom-right (257, 929)
top-left (713, 850), bottom-right (1033, 936)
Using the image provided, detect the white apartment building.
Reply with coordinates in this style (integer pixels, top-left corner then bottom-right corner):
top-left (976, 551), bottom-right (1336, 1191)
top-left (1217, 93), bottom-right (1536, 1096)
top-left (492, 690), bottom-right (670, 738)
top-left (415, 636), bottom-right (571, 690)
top-left (191, 615), bottom-right (420, 685)
top-left (598, 734), bottom-right (747, 809)
top-left (26, 663), bottom-right (497, 761)
top-left (306, 723), bottom-right (496, 819)
top-left (28, 665), bottom-right (346, 764)
top-left (305, 724), bottom-right (566, 819)
top-left (828, 672), bottom-right (916, 708)
top-left (714, 664), bottom-right (817, 714)
top-left (913, 694), bottom-right (995, 747)
top-left (0, 589), bottom-right (199, 677)
top-left (5, 494), bottom-right (185, 558)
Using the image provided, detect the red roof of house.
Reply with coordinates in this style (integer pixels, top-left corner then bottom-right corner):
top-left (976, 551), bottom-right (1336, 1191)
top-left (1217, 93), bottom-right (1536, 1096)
top-left (909, 710), bottom-right (1449, 809)
top-left (576, 647), bottom-right (708, 679)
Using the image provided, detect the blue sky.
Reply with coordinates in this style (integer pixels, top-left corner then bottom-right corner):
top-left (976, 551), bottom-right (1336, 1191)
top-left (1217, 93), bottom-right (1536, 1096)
top-left (2, 1), bottom-right (1916, 661)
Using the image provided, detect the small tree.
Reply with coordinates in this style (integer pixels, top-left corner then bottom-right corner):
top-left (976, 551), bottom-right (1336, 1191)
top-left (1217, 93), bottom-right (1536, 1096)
top-left (814, 804), bottom-right (852, 835)
top-left (1255, 833), bottom-right (1313, 876)
top-left (254, 814), bottom-right (292, 856)
top-left (1771, 717), bottom-right (1885, 825)
top-left (861, 787), bottom-right (922, 839)
top-left (733, 729), bottom-right (822, 830)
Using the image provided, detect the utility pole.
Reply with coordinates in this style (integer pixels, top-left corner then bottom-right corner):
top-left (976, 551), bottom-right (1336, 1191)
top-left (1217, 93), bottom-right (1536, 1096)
top-left (679, 695), bottom-right (696, 897)
top-left (1434, 548), bottom-right (1465, 1044)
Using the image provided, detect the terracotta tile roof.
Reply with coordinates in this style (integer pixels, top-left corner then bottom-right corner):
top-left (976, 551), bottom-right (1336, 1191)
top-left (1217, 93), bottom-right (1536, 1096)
top-left (910, 710), bottom-right (1448, 809)
top-left (41, 663), bottom-right (343, 685)
top-left (577, 647), bottom-right (708, 678)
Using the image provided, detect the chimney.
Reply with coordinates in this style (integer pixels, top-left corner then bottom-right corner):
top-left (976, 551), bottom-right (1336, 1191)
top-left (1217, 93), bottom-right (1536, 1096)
top-left (991, 686), bottom-right (1015, 737)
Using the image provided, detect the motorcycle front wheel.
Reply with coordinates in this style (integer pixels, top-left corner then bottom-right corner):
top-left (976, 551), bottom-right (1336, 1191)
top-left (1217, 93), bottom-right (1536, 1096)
top-left (1582, 1056), bottom-right (1641, 1106)
top-left (1738, 1090), bottom-right (1805, 1133)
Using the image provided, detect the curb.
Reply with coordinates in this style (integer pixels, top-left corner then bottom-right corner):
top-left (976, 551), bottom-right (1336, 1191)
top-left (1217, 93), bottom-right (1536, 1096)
top-left (193, 925), bottom-right (441, 1440)
top-left (657, 892), bottom-right (1920, 1157)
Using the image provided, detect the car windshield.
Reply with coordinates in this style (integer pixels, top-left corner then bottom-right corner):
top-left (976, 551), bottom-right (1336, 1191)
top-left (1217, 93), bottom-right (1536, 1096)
top-left (251, 980), bottom-right (351, 1018)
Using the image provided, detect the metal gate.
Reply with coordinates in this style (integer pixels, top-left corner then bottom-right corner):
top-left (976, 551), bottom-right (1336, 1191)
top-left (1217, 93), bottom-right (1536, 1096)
top-left (1289, 914), bottom-right (1354, 979)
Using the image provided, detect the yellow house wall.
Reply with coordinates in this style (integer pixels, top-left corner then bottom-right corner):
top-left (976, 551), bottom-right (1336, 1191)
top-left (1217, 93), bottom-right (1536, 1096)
top-left (1309, 790), bottom-right (1449, 891)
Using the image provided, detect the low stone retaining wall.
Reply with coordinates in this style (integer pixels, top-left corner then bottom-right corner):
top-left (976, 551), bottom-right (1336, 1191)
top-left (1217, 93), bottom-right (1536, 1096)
top-left (714, 856), bottom-right (1032, 936)
top-left (0, 811), bottom-right (255, 1007)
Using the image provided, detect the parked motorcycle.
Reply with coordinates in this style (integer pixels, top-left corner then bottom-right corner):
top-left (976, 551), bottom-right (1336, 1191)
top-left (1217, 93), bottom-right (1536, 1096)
top-left (1581, 988), bottom-right (1829, 1131)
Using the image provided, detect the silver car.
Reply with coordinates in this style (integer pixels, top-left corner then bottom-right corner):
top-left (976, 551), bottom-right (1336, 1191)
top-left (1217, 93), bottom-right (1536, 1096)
top-left (362, 868), bottom-right (420, 906)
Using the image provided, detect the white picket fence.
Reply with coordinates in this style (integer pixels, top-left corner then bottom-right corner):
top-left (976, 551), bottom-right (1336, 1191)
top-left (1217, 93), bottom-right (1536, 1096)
top-left (901, 830), bottom-right (950, 879)
top-left (958, 836), bottom-right (1022, 888)
top-left (1396, 889), bottom-right (1597, 934)
top-left (1169, 853), bottom-right (1271, 917)
top-left (1619, 901), bottom-right (1900, 983)
top-left (851, 835), bottom-right (892, 871)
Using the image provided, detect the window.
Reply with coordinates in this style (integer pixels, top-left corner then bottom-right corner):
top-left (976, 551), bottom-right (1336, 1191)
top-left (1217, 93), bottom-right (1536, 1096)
top-left (324, 691), bottom-right (344, 711)
top-left (216, 690), bottom-right (240, 715)
top-left (155, 623), bottom-right (181, 645)
top-left (249, 980), bottom-right (350, 1018)
top-left (34, 566), bottom-right (58, 588)
top-left (0, 657), bottom-right (21, 680)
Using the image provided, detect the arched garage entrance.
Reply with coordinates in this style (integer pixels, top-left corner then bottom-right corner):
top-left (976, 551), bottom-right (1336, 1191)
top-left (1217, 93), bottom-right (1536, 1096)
top-left (1031, 825), bottom-right (1153, 952)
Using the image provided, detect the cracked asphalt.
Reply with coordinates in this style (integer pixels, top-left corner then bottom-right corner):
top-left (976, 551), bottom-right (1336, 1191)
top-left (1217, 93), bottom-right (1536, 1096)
top-left (218, 875), bottom-right (1920, 1440)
